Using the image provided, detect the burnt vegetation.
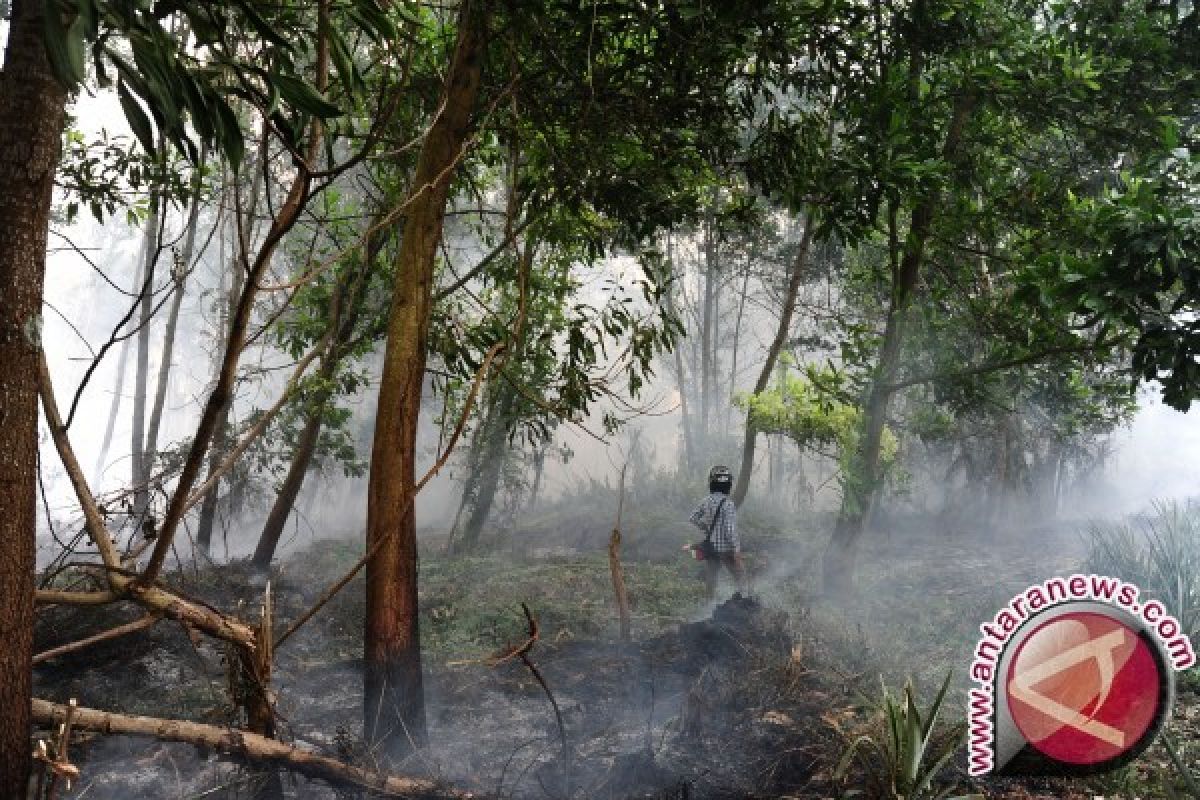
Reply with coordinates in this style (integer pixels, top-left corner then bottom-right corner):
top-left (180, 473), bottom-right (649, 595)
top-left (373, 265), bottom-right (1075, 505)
top-left (4, 0), bottom-right (1200, 797)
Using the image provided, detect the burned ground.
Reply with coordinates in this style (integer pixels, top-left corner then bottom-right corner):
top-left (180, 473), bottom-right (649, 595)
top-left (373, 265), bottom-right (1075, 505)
top-left (30, 510), bottom-right (1200, 799)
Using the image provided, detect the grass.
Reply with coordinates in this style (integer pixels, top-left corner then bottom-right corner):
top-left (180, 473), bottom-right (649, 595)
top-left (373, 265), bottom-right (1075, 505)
top-left (1083, 498), bottom-right (1200, 643)
top-left (280, 538), bottom-right (710, 661)
top-left (265, 496), bottom-right (1200, 798)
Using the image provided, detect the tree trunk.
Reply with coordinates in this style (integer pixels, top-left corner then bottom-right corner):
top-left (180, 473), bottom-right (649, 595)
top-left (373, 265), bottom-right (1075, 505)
top-left (252, 222), bottom-right (386, 571)
top-left (665, 235), bottom-right (695, 470)
top-left (527, 443), bottom-right (547, 512)
top-left (699, 205), bottom-right (715, 443)
top-left (731, 217), bottom-right (814, 505)
top-left (453, 388), bottom-right (514, 553)
top-left (0, 1), bottom-right (67, 794)
top-left (364, 0), bottom-right (485, 762)
top-left (726, 255), bottom-right (751, 436)
top-left (252, 397), bottom-right (325, 571)
top-left (144, 146), bottom-right (208, 491)
top-left (196, 234), bottom-right (245, 556)
top-left (131, 202), bottom-right (163, 519)
top-left (823, 96), bottom-right (974, 595)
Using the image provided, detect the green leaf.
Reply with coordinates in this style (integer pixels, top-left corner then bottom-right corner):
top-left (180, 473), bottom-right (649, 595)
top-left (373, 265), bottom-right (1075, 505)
top-left (273, 73), bottom-right (341, 118)
top-left (42, 0), bottom-right (86, 87)
top-left (231, 0), bottom-right (292, 49)
top-left (212, 97), bottom-right (245, 172)
top-left (117, 80), bottom-right (157, 156)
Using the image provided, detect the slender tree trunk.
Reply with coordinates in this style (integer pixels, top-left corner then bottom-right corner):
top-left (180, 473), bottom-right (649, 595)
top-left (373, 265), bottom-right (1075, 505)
top-left (0, 1), bottom-right (67, 794)
top-left (699, 206), bottom-right (715, 443)
top-left (726, 255), bottom-right (751, 436)
top-left (365, 1), bottom-right (485, 761)
top-left (252, 215), bottom-right (388, 570)
top-left (144, 147), bottom-right (208, 488)
top-left (131, 201), bottom-right (163, 518)
top-left (196, 244), bottom-right (244, 555)
top-left (454, 388), bottom-right (514, 553)
top-left (94, 287), bottom-right (135, 486)
top-left (731, 218), bottom-right (814, 505)
top-left (823, 96), bottom-right (974, 594)
top-left (527, 443), bottom-right (547, 512)
top-left (665, 235), bottom-right (695, 470)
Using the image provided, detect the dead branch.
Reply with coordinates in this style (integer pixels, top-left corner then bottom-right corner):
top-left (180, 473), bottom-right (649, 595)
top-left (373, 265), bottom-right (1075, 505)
top-left (274, 341), bottom-right (506, 649)
top-left (508, 604), bottom-right (570, 800)
top-left (608, 464), bottom-right (631, 642)
top-left (35, 589), bottom-right (118, 606)
top-left (40, 351), bottom-right (259, 651)
top-left (33, 698), bottom-right (80, 799)
top-left (39, 354), bottom-right (121, 571)
top-left (33, 615), bottom-right (158, 664)
top-left (31, 698), bottom-right (475, 798)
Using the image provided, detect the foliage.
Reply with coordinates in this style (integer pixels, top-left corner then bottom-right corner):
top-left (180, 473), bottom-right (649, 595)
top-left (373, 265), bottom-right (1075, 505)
top-left (833, 672), bottom-right (974, 800)
top-left (42, 0), bottom-right (398, 168)
top-left (1031, 147), bottom-right (1200, 410)
top-left (1083, 499), bottom-right (1200, 643)
top-left (742, 365), bottom-right (898, 512)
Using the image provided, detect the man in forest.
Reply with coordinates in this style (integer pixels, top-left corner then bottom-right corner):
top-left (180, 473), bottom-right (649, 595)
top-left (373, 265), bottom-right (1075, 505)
top-left (689, 465), bottom-right (747, 602)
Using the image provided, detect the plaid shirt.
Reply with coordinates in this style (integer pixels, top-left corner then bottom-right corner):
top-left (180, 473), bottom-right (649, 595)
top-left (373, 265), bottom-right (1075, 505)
top-left (689, 492), bottom-right (738, 553)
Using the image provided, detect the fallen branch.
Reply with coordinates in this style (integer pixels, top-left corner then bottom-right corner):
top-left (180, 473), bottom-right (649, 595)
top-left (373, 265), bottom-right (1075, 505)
top-left (31, 698), bottom-right (475, 798)
top-left (35, 589), bottom-right (118, 606)
top-left (33, 615), bottom-right (158, 664)
top-left (40, 352), bottom-right (258, 651)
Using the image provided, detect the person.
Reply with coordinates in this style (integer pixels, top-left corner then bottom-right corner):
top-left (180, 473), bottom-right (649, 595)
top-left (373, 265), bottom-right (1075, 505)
top-left (689, 465), bottom-right (746, 602)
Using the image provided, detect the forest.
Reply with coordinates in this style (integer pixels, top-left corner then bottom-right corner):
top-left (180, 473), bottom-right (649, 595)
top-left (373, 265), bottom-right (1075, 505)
top-left (4, 0), bottom-right (1200, 797)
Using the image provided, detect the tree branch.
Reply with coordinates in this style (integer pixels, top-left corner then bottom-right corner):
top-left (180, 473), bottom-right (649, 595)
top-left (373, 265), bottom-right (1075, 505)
top-left (31, 699), bottom-right (474, 798)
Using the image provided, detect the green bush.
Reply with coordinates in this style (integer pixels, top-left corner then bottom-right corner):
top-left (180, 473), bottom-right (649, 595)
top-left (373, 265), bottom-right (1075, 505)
top-left (833, 672), bottom-right (977, 800)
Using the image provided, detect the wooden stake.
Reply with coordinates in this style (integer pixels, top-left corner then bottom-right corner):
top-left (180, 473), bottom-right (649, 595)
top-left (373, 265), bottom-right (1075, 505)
top-left (608, 464), bottom-right (631, 642)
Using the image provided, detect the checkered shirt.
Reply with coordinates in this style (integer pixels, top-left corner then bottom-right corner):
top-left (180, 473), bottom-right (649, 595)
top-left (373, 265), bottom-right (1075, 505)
top-left (689, 492), bottom-right (739, 553)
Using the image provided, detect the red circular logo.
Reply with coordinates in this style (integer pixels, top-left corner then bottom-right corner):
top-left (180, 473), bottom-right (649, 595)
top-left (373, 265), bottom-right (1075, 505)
top-left (1006, 611), bottom-right (1164, 766)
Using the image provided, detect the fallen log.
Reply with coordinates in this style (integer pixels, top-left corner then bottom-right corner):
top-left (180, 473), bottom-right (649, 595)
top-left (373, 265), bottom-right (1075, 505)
top-left (32, 698), bottom-right (475, 798)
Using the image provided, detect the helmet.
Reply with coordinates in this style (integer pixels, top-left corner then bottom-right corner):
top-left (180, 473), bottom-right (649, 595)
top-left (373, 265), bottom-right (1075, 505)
top-left (708, 465), bottom-right (733, 494)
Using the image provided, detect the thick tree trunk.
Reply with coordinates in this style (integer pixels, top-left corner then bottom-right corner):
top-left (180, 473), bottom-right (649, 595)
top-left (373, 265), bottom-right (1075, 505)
top-left (365, 1), bottom-right (485, 762)
top-left (0, 1), bottom-right (67, 794)
top-left (731, 218), bottom-right (814, 505)
top-left (823, 96), bottom-right (974, 594)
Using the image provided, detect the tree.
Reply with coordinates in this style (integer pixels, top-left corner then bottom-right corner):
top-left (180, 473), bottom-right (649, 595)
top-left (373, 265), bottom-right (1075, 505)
top-left (0, 2), bottom-right (67, 791)
top-left (364, 0), bottom-right (487, 759)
